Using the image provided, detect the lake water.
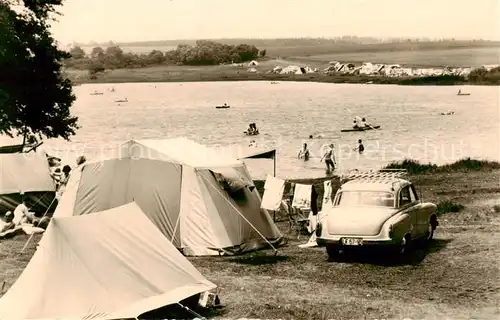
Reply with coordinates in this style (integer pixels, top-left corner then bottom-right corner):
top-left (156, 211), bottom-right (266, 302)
top-left (9, 82), bottom-right (500, 179)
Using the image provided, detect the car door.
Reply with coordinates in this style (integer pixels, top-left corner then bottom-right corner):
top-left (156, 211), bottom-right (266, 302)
top-left (408, 184), bottom-right (425, 236)
top-left (398, 186), bottom-right (418, 237)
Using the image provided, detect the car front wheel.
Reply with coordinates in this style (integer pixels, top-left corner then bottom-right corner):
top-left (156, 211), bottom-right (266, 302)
top-left (426, 216), bottom-right (438, 241)
top-left (398, 234), bottom-right (412, 256)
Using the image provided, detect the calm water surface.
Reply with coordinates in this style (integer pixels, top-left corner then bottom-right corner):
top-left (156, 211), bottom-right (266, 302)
top-left (18, 82), bottom-right (500, 179)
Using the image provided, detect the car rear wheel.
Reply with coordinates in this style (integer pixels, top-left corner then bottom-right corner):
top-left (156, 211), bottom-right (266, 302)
top-left (326, 245), bottom-right (342, 262)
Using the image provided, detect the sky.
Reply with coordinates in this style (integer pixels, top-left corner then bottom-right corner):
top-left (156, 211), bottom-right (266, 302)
top-left (49, 0), bottom-right (500, 45)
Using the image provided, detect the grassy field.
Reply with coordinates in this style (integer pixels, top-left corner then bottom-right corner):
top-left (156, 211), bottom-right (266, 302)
top-left (107, 38), bottom-right (500, 66)
top-left (1, 165), bottom-right (499, 319)
top-left (290, 47), bottom-right (500, 68)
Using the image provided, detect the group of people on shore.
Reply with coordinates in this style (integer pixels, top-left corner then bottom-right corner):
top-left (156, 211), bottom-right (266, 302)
top-left (298, 140), bottom-right (364, 174)
top-left (0, 154), bottom-right (87, 235)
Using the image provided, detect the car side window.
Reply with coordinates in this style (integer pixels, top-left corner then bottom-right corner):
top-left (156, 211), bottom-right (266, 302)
top-left (399, 186), bottom-right (411, 206)
top-left (409, 185), bottom-right (418, 202)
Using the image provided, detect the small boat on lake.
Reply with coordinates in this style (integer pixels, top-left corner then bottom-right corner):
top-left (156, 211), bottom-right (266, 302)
top-left (244, 130), bottom-right (259, 136)
top-left (216, 104), bottom-right (230, 109)
top-left (457, 89), bottom-right (470, 96)
top-left (115, 98), bottom-right (128, 103)
top-left (340, 125), bottom-right (380, 132)
top-left (90, 91), bottom-right (104, 95)
top-left (440, 111), bottom-right (455, 115)
top-left (0, 142), bottom-right (43, 154)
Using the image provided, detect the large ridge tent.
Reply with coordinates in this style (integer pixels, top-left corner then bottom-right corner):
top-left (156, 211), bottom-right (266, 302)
top-left (53, 138), bottom-right (283, 256)
top-left (0, 150), bottom-right (56, 213)
top-left (0, 202), bottom-right (216, 320)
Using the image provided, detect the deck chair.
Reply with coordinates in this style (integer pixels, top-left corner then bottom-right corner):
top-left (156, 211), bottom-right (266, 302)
top-left (287, 205), bottom-right (311, 240)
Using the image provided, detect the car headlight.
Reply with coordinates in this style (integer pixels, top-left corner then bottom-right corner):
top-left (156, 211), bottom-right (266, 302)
top-left (315, 223), bottom-right (322, 237)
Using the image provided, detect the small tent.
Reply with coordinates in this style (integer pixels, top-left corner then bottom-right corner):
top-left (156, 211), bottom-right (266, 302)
top-left (53, 138), bottom-right (283, 256)
top-left (0, 151), bottom-right (56, 213)
top-left (248, 60), bottom-right (259, 67)
top-left (0, 202), bottom-right (216, 320)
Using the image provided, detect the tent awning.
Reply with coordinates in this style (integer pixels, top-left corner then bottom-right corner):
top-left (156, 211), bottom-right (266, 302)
top-left (237, 148), bottom-right (276, 160)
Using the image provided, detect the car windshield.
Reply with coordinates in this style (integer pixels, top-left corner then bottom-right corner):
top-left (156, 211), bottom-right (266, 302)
top-left (335, 191), bottom-right (395, 207)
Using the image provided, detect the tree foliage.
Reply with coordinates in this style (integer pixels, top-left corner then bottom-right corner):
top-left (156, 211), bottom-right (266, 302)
top-left (468, 67), bottom-right (500, 84)
top-left (65, 40), bottom-right (262, 72)
top-left (0, 0), bottom-right (78, 142)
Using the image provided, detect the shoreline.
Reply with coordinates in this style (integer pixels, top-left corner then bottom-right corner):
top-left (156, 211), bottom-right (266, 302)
top-left (66, 67), bottom-right (499, 86)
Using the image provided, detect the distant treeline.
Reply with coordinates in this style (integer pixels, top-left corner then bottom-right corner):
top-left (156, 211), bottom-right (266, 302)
top-left (78, 38), bottom-right (500, 49)
top-left (65, 40), bottom-right (264, 74)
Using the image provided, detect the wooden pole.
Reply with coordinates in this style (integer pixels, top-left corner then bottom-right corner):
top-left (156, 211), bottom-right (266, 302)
top-left (273, 154), bottom-right (276, 177)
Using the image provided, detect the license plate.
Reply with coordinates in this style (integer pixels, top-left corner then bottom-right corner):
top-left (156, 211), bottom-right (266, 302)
top-left (341, 238), bottom-right (363, 246)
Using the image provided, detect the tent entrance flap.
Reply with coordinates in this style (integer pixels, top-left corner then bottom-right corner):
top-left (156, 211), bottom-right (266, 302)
top-left (198, 172), bottom-right (278, 253)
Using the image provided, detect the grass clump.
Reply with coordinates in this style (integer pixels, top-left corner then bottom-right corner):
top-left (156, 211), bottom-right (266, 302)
top-left (439, 158), bottom-right (500, 171)
top-left (384, 158), bottom-right (500, 175)
top-left (436, 199), bottom-right (465, 216)
top-left (384, 159), bottom-right (438, 174)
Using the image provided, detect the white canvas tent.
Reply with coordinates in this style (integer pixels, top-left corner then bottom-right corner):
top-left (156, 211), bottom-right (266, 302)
top-left (0, 202), bottom-right (216, 320)
top-left (53, 138), bottom-right (283, 256)
top-left (0, 150), bottom-right (56, 213)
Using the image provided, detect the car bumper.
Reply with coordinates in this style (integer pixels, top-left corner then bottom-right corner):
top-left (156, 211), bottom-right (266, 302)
top-left (316, 237), bottom-right (399, 247)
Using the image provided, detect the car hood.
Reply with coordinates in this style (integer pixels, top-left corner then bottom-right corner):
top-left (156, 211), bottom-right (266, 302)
top-left (326, 206), bottom-right (395, 236)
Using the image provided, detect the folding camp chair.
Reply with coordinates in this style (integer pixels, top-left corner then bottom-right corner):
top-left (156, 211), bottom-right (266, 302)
top-left (287, 206), bottom-right (311, 240)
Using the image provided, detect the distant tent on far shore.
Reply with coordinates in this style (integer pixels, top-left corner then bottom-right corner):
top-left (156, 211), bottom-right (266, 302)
top-left (0, 202), bottom-right (217, 320)
top-left (248, 60), bottom-right (259, 67)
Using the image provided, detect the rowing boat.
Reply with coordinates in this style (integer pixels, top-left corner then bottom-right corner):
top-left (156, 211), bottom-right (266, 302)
top-left (340, 125), bottom-right (380, 132)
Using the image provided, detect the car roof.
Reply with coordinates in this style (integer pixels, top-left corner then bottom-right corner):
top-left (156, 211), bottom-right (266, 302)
top-left (340, 178), bottom-right (411, 192)
top-left (338, 170), bottom-right (411, 193)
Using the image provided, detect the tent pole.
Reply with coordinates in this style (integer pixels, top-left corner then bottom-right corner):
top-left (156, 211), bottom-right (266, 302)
top-left (199, 173), bottom-right (278, 253)
top-left (273, 154), bottom-right (276, 221)
top-left (177, 303), bottom-right (206, 320)
top-left (273, 155), bottom-right (276, 177)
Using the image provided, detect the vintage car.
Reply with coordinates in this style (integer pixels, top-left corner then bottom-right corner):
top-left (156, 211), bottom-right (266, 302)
top-left (315, 170), bottom-right (438, 260)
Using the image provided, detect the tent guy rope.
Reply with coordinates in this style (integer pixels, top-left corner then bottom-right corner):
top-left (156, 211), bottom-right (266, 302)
top-left (20, 194), bottom-right (58, 253)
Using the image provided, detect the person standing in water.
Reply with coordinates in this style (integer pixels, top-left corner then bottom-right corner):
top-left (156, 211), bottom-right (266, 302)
top-left (353, 139), bottom-right (365, 154)
top-left (298, 143), bottom-right (310, 161)
top-left (320, 143), bottom-right (337, 174)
